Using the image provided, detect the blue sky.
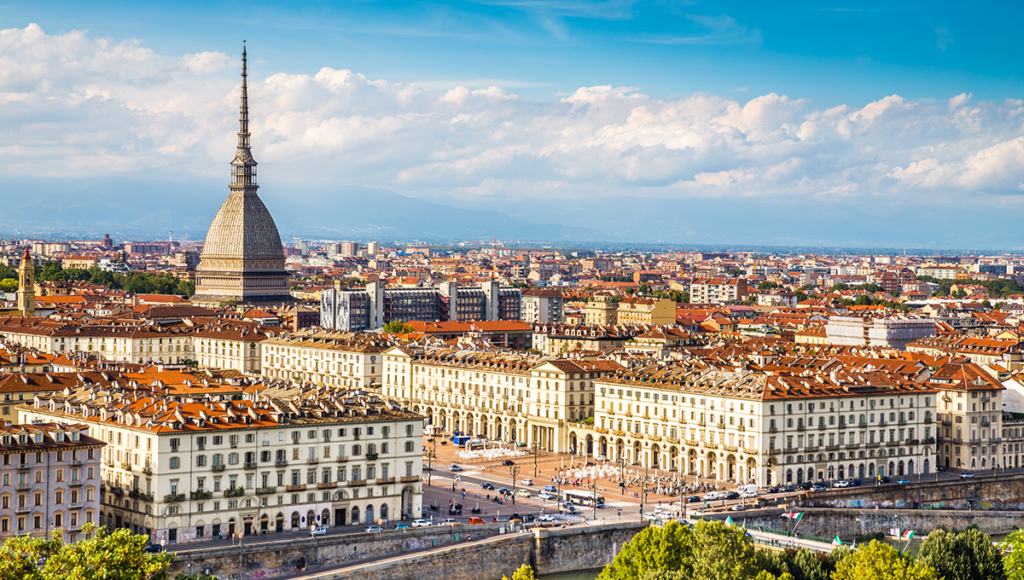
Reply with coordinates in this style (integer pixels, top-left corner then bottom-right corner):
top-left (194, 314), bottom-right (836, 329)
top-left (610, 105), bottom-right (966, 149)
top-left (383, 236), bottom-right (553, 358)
top-left (4, 1), bottom-right (1024, 247)
top-left (8, 0), bottom-right (1023, 106)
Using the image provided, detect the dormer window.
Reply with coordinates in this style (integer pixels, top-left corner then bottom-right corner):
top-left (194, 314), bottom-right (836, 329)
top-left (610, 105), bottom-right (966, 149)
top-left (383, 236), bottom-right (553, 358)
top-left (55, 432), bottom-right (64, 443)
top-left (34, 433), bottom-right (43, 444)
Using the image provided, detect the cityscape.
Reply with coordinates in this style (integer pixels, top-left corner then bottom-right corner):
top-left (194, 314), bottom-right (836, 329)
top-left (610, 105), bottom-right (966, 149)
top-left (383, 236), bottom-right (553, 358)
top-left (5, 2), bottom-right (1024, 580)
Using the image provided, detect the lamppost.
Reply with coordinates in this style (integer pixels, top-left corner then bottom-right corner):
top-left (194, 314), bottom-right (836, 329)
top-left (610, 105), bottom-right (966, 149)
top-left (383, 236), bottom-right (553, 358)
top-left (532, 439), bottom-right (541, 478)
top-left (640, 462), bottom-right (649, 518)
top-left (510, 465), bottom-right (520, 506)
top-left (616, 456), bottom-right (626, 497)
top-left (556, 468), bottom-right (562, 513)
top-left (427, 438), bottom-right (437, 487)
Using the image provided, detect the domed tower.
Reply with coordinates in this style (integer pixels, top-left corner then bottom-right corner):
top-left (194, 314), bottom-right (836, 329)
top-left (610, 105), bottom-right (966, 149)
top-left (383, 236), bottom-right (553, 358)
top-left (191, 45), bottom-right (293, 307)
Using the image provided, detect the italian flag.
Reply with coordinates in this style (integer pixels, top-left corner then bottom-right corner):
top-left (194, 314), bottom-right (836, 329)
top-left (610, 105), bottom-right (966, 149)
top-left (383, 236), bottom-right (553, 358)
top-left (781, 512), bottom-right (804, 520)
top-left (902, 530), bottom-right (916, 540)
top-left (725, 516), bottom-right (735, 526)
top-left (832, 535), bottom-right (843, 547)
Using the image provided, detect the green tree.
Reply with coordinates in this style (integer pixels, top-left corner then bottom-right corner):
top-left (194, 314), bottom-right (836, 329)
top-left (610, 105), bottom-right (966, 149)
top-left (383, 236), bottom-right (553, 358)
top-left (382, 319), bottom-right (415, 334)
top-left (502, 564), bottom-right (535, 580)
top-left (758, 282), bottom-right (780, 291)
top-left (1002, 529), bottom-right (1024, 580)
top-left (832, 540), bottom-right (938, 580)
top-left (599, 520), bottom-right (758, 580)
top-left (172, 574), bottom-right (218, 580)
top-left (0, 523), bottom-right (172, 580)
top-left (639, 283), bottom-right (652, 295)
top-left (218, 299), bottom-right (239, 308)
top-left (680, 291), bottom-right (690, 304)
top-left (0, 279), bottom-right (18, 292)
top-left (920, 528), bottom-right (1004, 580)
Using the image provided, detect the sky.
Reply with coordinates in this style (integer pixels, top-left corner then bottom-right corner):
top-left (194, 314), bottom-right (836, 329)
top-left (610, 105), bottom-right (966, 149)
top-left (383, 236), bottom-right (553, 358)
top-left (3, 1), bottom-right (1024, 247)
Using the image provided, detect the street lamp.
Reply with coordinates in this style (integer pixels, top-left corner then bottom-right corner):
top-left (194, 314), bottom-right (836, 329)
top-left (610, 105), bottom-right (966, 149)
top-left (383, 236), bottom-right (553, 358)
top-left (532, 440), bottom-right (541, 478)
top-left (510, 465), bottom-right (520, 506)
top-left (616, 456), bottom-right (626, 496)
top-left (427, 438), bottom-right (437, 487)
top-left (640, 462), bottom-right (649, 518)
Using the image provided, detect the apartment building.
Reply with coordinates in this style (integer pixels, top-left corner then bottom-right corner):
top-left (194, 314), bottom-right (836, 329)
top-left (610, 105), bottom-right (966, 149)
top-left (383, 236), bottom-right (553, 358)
top-left (521, 289), bottom-right (564, 324)
top-left (584, 294), bottom-right (619, 326)
top-left (0, 317), bottom-right (269, 373)
top-left (261, 331), bottom-right (389, 389)
top-left (615, 297), bottom-right (675, 326)
top-left (826, 315), bottom-right (936, 350)
top-left (0, 422), bottom-right (104, 543)
top-left (381, 346), bottom-right (622, 452)
top-left (21, 385), bottom-right (423, 546)
top-left (320, 281), bottom-right (523, 331)
top-left (577, 364), bottom-right (937, 487)
top-left (689, 278), bottom-right (749, 304)
top-left (932, 361), bottom-right (1005, 472)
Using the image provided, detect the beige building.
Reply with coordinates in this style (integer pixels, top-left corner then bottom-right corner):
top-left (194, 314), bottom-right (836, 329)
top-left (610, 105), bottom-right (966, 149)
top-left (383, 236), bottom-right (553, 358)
top-left (382, 346), bottom-right (622, 452)
top-left (689, 278), bottom-right (748, 304)
top-left (21, 383), bottom-right (423, 546)
top-left (616, 297), bottom-right (675, 326)
top-left (572, 363), bottom-right (938, 487)
top-left (261, 331), bottom-right (389, 389)
top-left (584, 294), bottom-right (619, 326)
top-left (933, 361), bottom-right (1005, 472)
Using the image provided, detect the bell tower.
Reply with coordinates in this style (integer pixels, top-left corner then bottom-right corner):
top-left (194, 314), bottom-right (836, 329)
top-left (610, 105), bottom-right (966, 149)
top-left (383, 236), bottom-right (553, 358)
top-left (16, 247), bottom-right (35, 317)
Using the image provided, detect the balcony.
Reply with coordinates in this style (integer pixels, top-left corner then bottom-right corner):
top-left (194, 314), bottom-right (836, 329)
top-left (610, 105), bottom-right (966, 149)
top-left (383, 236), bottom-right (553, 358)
top-left (817, 424), bottom-right (827, 431)
top-left (70, 459), bottom-right (83, 467)
top-left (129, 489), bottom-right (153, 502)
top-left (886, 441), bottom-right (900, 447)
top-left (846, 443), bottom-right (860, 450)
top-left (121, 462), bottom-right (133, 472)
top-left (109, 486), bottom-right (124, 496)
top-left (907, 439), bottom-right (920, 446)
top-left (224, 487), bottom-right (245, 497)
top-left (244, 461), bottom-right (257, 470)
top-left (164, 493), bottom-right (185, 503)
top-left (924, 416), bottom-right (934, 424)
top-left (212, 464), bottom-right (226, 472)
top-left (348, 479), bottom-right (367, 487)
top-left (15, 483), bottom-right (30, 492)
top-left (796, 425), bottom-right (805, 432)
top-left (859, 421), bottom-right (868, 428)
top-left (401, 475), bottom-right (420, 483)
top-left (768, 426), bottom-right (778, 434)
top-left (15, 505), bottom-right (30, 514)
top-left (716, 422), bottom-right (726, 430)
top-left (898, 418), bottom-right (907, 425)
top-left (17, 463), bottom-right (29, 472)
top-left (768, 449), bottom-right (781, 455)
top-left (723, 445), bottom-right (738, 453)
top-left (336, 456), bottom-right (349, 463)
top-left (69, 501), bottom-right (85, 509)
top-left (256, 486), bottom-right (278, 495)
top-left (826, 445), bottom-right (840, 452)
top-left (838, 422), bottom-right (847, 430)
top-left (804, 446), bottom-right (819, 453)
top-left (737, 424), bottom-right (746, 432)
top-left (142, 466), bottom-right (153, 476)
top-left (275, 459), bottom-right (288, 468)
top-left (923, 437), bottom-right (936, 445)
top-left (878, 420), bottom-right (887, 427)
top-left (684, 439), bottom-right (699, 447)
top-left (285, 484), bottom-right (306, 492)
top-left (317, 482), bottom-right (337, 490)
top-left (306, 458), bottom-right (319, 465)
top-left (378, 477), bottom-right (396, 484)
top-left (865, 442), bottom-right (881, 448)
top-left (190, 490), bottom-right (213, 500)
top-left (69, 479), bottom-right (83, 487)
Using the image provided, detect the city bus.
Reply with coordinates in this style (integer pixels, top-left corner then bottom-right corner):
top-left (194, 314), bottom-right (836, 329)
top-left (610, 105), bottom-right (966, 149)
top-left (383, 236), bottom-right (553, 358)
top-left (563, 490), bottom-right (605, 508)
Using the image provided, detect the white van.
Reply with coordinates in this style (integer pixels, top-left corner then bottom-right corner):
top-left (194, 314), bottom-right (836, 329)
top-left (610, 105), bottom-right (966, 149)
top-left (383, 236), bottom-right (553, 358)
top-left (737, 484), bottom-right (758, 496)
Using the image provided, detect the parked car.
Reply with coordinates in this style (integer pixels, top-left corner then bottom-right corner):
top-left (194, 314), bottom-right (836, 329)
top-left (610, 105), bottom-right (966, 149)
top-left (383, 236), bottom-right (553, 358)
top-left (502, 459), bottom-right (516, 466)
top-left (740, 490), bottom-right (759, 498)
top-left (897, 478), bottom-right (911, 485)
top-left (729, 504), bottom-right (746, 512)
top-left (411, 519), bottom-right (433, 528)
top-left (521, 479), bottom-right (533, 486)
top-left (468, 517), bottom-right (486, 525)
top-left (782, 485), bottom-right (796, 493)
top-left (538, 514), bottom-right (555, 523)
top-left (449, 464), bottom-right (463, 472)
top-left (834, 480), bottom-right (850, 488)
top-left (498, 488), bottom-right (512, 496)
top-left (543, 485), bottom-right (557, 492)
top-left (960, 472), bottom-right (975, 479)
top-left (518, 489), bottom-right (532, 498)
top-left (539, 491), bottom-right (556, 500)
top-left (850, 479), bottom-right (863, 487)
top-left (366, 525), bottom-right (381, 533)
top-left (702, 492), bottom-right (720, 501)
top-left (879, 476), bottom-right (892, 484)
top-left (811, 484), bottom-right (826, 492)
top-left (442, 518), bottom-right (460, 525)
top-left (687, 495), bottom-right (701, 503)
top-left (765, 486), bottom-right (780, 494)
top-left (510, 513), bottom-right (524, 522)
top-left (144, 544), bottom-right (163, 553)
top-left (595, 454), bottom-right (607, 461)
top-left (481, 482), bottom-right (495, 490)
top-left (393, 523), bottom-right (409, 530)
top-left (310, 526), bottom-right (327, 537)
top-left (723, 491), bottom-right (740, 500)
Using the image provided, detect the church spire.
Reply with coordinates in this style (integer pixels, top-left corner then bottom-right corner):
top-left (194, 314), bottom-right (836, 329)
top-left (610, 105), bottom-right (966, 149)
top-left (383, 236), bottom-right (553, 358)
top-left (230, 42), bottom-right (258, 196)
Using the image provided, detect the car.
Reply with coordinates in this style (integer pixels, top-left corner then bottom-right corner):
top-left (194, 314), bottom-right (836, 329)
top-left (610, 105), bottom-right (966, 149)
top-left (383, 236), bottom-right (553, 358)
top-left (851, 479), bottom-right (863, 487)
top-left (834, 480), bottom-right (850, 488)
top-left (812, 484), bottom-right (826, 492)
top-left (595, 454), bottom-right (607, 461)
top-left (523, 514), bottom-right (536, 523)
top-left (310, 526), bottom-right (327, 537)
top-left (643, 512), bottom-right (660, 521)
top-left (764, 486), bottom-right (779, 494)
top-left (366, 525), bottom-right (381, 532)
top-left (510, 513), bottom-right (524, 522)
top-left (518, 489), bottom-right (532, 498)
top-left (468, 517), bottom-right (486, 525)
top-left (539, 491), bottom-right (556, 500)
top-left (729, 504), bottom-right (746, 512)
top-left (723, 491), bottom-right (740, 500)
top-left (740, 491), bottom-right (759, 498)
top-left (702, 492), bottom-right (720, 501)
top-left (538, 514), bottom-right (555, 523)
top-left (442, 518), bottom-right (460, 525)
top-left (544, 485), bottom-right (557, 492)
top-left (782, 485), bottom-right (796, 493)
top-left (393, 523), bottom-right (409, 530)
top-left (521, 479), bottom-right (533, 486)
top-left (498, 488), bottom-right (512, 496)
top-left (411, 519), bottom-right (433, 528)
top-left (897, 478), bottom-right (911, 485)
top-left (960, 472), bottom-right (975, 479)
top-left (798, 483), bottom-right (813, 491)
top-left (144, 544), bottom-right (163, 553)
top-left (495, 516), bottom-right (510, 522)
top-left (502, 459), bottom-right (516, 466)
top-left (561, 504), bottom-right (578, 514)
top-left (481, 482), bottom-right (496, 490)
top-left (936, 465), bottom-right (947, 472)
top-left (879, 476), bottom-right (892, 484)
top-left (449, 464), bottom-right (463, 472)
top-left (687, 495), bottom-right (701, 503)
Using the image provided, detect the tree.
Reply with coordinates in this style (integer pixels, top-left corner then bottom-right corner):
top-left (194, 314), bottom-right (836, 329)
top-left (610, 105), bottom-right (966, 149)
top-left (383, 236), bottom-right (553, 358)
top-left (218, 299), bottom-right (239, 308)
top-left (1002, 529), bottom-right (1024, 580)
top-left (0, 523), bottom-right (172, 580)
top-left (502, 564), bottom-right (535, 580)
top-left (639, 283), bottom-right (652, 295)
top-left (382, 319), bottom-right (415, 334)
top-left (832, 540), bottom-right (938, 580)
top-left (758, 282), bottom-right (780, 291)
top-left (598, 520), bottom-right (694, 580)
top-left (0, 279), bottom-right (18, 292)
top-left (599, 520), bottom-right (758, 580)
top-left (920, 528), bottom-right (1004, 580)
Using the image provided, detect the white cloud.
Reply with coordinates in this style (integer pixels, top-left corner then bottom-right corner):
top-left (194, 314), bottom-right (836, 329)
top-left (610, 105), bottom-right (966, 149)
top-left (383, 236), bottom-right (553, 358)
top-left (3, 23), bottom-right (1024, 210)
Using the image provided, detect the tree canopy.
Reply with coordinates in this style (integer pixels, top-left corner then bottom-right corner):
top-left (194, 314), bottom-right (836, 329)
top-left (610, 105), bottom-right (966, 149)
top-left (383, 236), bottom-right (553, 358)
top-left (382, 319), bottom-right (415, 334)
top-left (0, 524), bottom-right (172, 580)
top-left (919, 527), bottom-right (1005, 580)
top-left (34, 262), bottom-right (195, 297)
top-left (832, 540), bottom-right (938, 580)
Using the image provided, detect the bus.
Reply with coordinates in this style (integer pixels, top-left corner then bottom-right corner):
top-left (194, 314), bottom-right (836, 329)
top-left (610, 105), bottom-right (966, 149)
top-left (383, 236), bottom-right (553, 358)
top-left (563, 490), bottom-right (605, 508)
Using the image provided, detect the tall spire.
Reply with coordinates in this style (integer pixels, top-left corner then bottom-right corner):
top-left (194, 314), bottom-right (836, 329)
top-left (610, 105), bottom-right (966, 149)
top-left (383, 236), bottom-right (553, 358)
top-left (230, 42), bottom-right (258, 196)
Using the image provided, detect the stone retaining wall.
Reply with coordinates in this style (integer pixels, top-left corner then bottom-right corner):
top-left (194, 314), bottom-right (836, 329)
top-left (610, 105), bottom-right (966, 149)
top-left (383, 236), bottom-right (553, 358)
top-left (807, 473), bottom-right (1024, 511)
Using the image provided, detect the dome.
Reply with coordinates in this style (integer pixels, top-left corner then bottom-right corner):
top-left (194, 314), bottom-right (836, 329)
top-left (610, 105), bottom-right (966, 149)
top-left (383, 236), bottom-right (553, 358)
top-left (200, 192), bottom-right (285, 262)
